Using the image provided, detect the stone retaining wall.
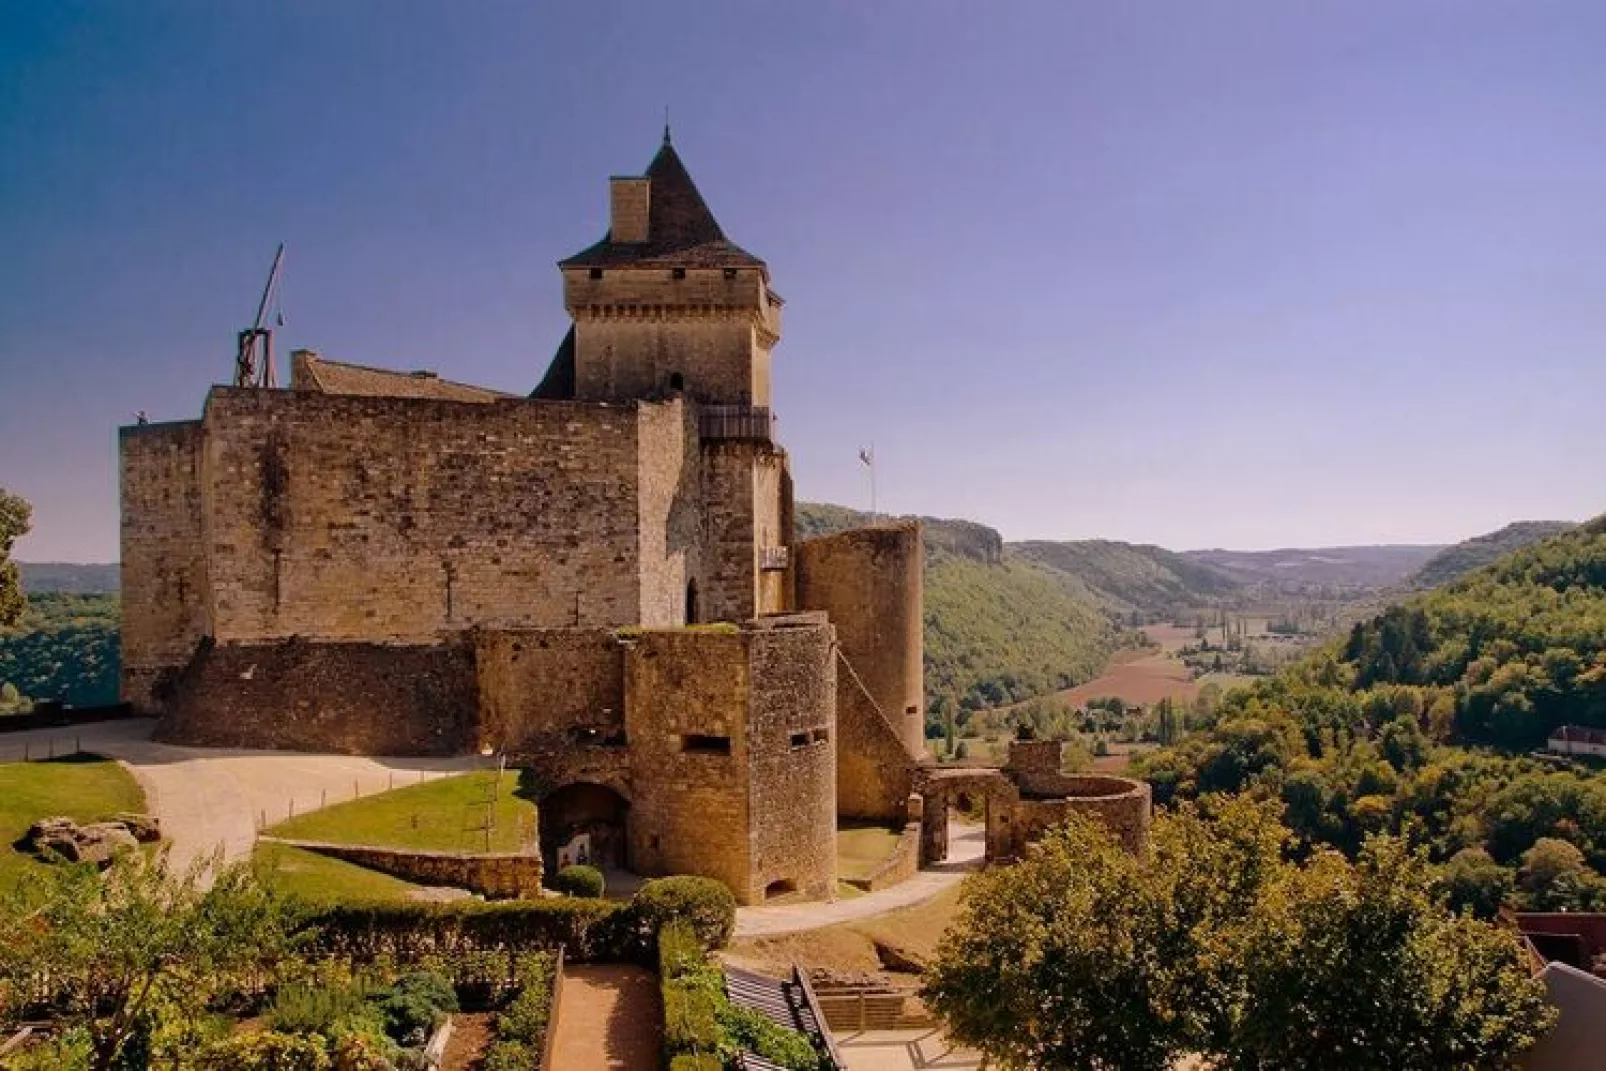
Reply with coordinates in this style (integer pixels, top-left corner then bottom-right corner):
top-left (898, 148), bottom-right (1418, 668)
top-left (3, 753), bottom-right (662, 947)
top-left (844, 821), bottom-right (921, 893)
top-left (263, 837), bottom-right (542, 899)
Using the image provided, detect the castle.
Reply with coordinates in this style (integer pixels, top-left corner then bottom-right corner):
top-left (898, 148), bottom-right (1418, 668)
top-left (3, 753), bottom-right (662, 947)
top-left (119, 131), bottom-right (930, 904)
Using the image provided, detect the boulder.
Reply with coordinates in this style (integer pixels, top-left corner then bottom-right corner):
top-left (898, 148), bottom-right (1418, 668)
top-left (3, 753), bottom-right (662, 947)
top-left (25, 816), bottom-right (77, 845)
top-left (34, 832), bottom-right (83, 863)
top-left (112, 813), bottom-right (162, 844)
top-left (74, 823), bottom-right (139, 867)
top-left (873, 938), bottom-right (928, 975)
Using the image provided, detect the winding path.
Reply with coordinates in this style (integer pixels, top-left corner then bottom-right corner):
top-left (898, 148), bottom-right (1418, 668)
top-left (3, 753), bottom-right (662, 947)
top-left (734, 822), bottom-right (985, 938)
top-left (0, 720), bottom-right (481, 873)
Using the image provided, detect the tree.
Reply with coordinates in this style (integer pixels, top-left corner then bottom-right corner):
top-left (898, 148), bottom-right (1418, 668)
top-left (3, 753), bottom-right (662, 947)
top-left (0, 850), bottom-right (306, 1070)
top-left (923, 800), bottom-right (1555, 1070)
top-left (1236, 838), bottom-right (1554, 1070)
top-left (0, 487), bottom-right (31, 627)
top-left (1440, 848), bottom-right (1514, 919)
top-left (1518, 837), bottom-right (1606, 911)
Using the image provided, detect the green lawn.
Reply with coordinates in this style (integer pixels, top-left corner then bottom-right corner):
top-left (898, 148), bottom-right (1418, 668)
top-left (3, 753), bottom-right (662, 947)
top-left (0, 754), bottom-right (148, 893)
top-left (251, 841), bottom-right (421, 904)
top-left (837, 822), bottom-right (905, 882)
top-left (265, 769), bottom-right (538, 854)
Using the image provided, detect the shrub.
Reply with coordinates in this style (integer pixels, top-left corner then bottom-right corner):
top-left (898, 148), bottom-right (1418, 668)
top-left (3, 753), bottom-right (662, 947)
top-left (269, 978), bottom-right (382, 1036)
top-left (551, 864), bottom-right (606, 898)
top-left (633, 876), bottom-right (737, 950)
top-left (668, 1056), bottom-right (723, 1071)
top-left (482, 1040), bottom-right (534, 1071)
top-left (660, 920), bottom-right (724, 1061)
top-left (720, 1003), bottom-right (824, 1071)
top-left (197, 1030), bottom-right (334, 1070)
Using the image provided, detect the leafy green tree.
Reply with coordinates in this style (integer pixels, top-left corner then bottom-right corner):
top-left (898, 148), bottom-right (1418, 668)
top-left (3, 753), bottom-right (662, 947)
top-left (1235, 837), bottom-right (1554, 1070)
top-left (923, 801), bottom-right (1553, 1070)
top-left (1518, 837), bottom-right (1606, 911)
top-left (1440, 848), bottom-right (1514, 919)
top-left (0, 850), bottom-right (306, 1070)
top-left (0, 487), bottom-right (31, 628)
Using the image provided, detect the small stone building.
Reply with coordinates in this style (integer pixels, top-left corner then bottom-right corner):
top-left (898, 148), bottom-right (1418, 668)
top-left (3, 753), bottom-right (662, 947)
top-left (119, 132), bottom-right (928, 904)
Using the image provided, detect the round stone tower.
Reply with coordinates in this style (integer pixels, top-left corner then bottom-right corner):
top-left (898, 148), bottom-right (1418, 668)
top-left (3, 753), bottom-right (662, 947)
top-left (796, 521), bottom-right (926, 767)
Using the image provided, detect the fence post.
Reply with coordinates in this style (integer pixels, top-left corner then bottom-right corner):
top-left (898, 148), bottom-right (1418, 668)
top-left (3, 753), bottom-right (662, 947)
top-left (322, 789), bottom-right (328, 809)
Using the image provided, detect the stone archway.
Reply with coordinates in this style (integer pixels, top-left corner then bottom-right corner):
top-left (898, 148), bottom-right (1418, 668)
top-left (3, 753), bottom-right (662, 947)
top-left (541, 781), bottom-right (630, 872)
top-left (914, 767), bottom-right (1011, 866)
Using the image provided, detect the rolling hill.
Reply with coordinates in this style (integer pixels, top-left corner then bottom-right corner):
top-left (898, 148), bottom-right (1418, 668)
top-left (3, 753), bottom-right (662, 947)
top-left (1407, 521), bottom-right (1577, 590)
top-left (18, 562), bottom-right (120, 595)
top-left (1180, 544), bottom-right (1444, 596)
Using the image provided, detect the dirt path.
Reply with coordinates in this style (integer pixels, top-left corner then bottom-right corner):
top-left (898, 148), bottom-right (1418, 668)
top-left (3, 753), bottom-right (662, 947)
top-left (549, 964), bottom-right (662, 1071)
top-left (735, 822), bottom-right (984, 938)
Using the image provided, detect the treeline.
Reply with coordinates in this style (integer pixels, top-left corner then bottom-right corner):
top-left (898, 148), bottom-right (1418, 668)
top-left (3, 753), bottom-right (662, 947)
top-left (1136, 516), bottom-right (1606, 914)
top-left (0, 593), bottom-right (120, 712)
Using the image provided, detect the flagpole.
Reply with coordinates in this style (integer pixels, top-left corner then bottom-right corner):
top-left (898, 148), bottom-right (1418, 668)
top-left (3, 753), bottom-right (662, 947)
top-left (868, 442), bottom-right (877, 520)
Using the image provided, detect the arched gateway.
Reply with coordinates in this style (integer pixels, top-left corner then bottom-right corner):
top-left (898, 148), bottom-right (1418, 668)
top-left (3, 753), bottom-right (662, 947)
top-left (540, 781), bottom-right (630, 872)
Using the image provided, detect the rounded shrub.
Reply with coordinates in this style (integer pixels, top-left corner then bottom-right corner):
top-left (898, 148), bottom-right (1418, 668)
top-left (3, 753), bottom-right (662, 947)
top-left (550, 864), bottom-right (606, 898)
top-left (632, 875), bottom-right (737, 950)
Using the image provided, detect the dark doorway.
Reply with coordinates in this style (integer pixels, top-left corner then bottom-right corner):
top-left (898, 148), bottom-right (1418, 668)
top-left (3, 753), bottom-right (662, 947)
top-left (669, 372), bottom-right (685, 391)
top-left (685, 579), bottom-right (699, 624)
top-left (541, 782), bottom-right (630, 871)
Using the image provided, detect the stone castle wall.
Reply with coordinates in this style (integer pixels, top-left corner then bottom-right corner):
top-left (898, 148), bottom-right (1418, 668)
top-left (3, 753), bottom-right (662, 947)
top-left (745, 618), bottom-right (837, 902)
top-left (157, 638), bottom-right (479, 755)
top-left (624, 629), bottom-right (753, 897)
top-left (796, 523), bottom-right (926, 820)
top-left (196, 389), bottom-right (678, 645)
top-left (119, 421), bottom-right (208, 710)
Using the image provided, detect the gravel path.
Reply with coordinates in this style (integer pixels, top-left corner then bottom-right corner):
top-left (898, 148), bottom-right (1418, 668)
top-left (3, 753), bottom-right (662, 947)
top-left (0, 720), bottom-right (482, 873)
top-left (734, 822), bottom-right (985, 937)
top-left (549, 964), bottom-right (662, 1071)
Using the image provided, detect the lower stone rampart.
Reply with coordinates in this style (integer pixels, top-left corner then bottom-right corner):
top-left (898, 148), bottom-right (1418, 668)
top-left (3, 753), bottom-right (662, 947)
top-left (988, 774), bottom-right (1151, 859)
top-left (263, 837), bottom-right (542, 899)
top-left (844, 821), bottom-right (921, 893)
top-left (157, 638), bottom-right (479, 755)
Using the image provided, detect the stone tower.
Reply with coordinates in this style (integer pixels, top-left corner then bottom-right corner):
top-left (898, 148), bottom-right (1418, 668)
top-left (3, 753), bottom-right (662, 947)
top-left (538, 128), bottom-right (784, 408)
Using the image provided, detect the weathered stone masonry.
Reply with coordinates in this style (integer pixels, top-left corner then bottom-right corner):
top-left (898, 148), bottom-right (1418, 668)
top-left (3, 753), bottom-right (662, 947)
top-left (120, 133), bottom-right (890, 904)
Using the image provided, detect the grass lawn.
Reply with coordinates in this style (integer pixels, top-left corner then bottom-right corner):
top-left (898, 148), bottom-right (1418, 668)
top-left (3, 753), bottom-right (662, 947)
top-left (265, 768), bottom-right (538, 854)
top-left (838, 822), bottom-right (904, 883)
top-left (0, 754), bottom-right (147, 893)
top-left (252, 841), bottom-right (421, 904)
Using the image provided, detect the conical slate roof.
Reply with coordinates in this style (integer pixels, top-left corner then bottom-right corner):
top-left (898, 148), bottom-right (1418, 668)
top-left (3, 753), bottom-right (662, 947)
top-left (559, 135), bottom-right (767, 272)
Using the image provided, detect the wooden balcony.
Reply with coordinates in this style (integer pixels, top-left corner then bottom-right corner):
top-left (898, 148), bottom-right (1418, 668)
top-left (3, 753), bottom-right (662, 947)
top-left (698, 405), bottom-right (776, 443)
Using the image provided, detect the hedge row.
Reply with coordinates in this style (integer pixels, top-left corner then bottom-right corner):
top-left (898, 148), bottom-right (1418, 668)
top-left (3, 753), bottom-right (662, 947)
top-left (299, 875), bottom-right (739, 965)
top-left (660, 919), bottom-right (725, 1063)
top-left (302, 898), bottom-right (641, 963)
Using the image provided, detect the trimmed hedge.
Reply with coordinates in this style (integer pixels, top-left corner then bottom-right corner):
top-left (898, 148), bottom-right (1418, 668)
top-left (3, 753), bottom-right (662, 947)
top-left (660, 919), bottom-right (724, 1063)
top-left (551, 864), bottom-right (605, 898)
top-left (303, 898), bottom-right (641, 963)
top-left (634, 876), bottom-right (737, 950)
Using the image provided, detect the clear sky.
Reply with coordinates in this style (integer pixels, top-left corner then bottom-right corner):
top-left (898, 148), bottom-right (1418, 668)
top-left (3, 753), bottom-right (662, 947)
top-left (3, 2), bottom-right (1604, 562)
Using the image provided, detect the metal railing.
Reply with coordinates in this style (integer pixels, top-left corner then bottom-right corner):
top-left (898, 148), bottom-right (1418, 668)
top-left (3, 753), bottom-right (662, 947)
top-left (760, 546), bottom-right (790, 571)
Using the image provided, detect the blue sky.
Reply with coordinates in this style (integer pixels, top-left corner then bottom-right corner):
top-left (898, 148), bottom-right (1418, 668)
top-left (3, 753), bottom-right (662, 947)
top-left (2, 1), bottom-right (1603, 562)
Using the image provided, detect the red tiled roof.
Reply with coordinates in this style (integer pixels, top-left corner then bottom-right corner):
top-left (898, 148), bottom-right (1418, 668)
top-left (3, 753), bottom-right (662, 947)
top-left (559, 137), bottom-right (767, 272)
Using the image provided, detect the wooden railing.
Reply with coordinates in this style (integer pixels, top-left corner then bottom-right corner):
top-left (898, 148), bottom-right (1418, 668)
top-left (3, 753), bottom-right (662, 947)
top-left (699, 405), bottom-right (776, 443)
top-left (814, 990), bottom-right (935, 1033)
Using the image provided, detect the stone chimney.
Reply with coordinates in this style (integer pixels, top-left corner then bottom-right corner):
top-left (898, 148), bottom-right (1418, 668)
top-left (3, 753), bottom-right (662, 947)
top-left (609, 177), bottom-right (650, 243)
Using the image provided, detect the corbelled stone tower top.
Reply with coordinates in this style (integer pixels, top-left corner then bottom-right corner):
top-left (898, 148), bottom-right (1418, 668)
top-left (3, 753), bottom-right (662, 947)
top-left (536, 134), bottom-right (783, 408)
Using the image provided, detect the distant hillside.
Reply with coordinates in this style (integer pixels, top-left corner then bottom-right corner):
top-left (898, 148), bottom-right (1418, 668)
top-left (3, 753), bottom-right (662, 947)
top-left (1180, 544), bottom-right (1443, 596)
top-left (1011, 539), bottom-right (1241, 617)
top-left (794, 502), bottom-right (1119, 712)
top-left (1408, 521), bottom-right (1577, 589)
top-left (18, 562), bottom-right (120, 595)
top-left (0, 591), bottom-right (120, 710)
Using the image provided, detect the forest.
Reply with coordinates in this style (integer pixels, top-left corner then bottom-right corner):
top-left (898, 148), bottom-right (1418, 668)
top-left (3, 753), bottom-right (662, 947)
top-left (1136, 515), bottom-right (1606, 914)
top-left (0, 592), bottom-right (120, 713)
